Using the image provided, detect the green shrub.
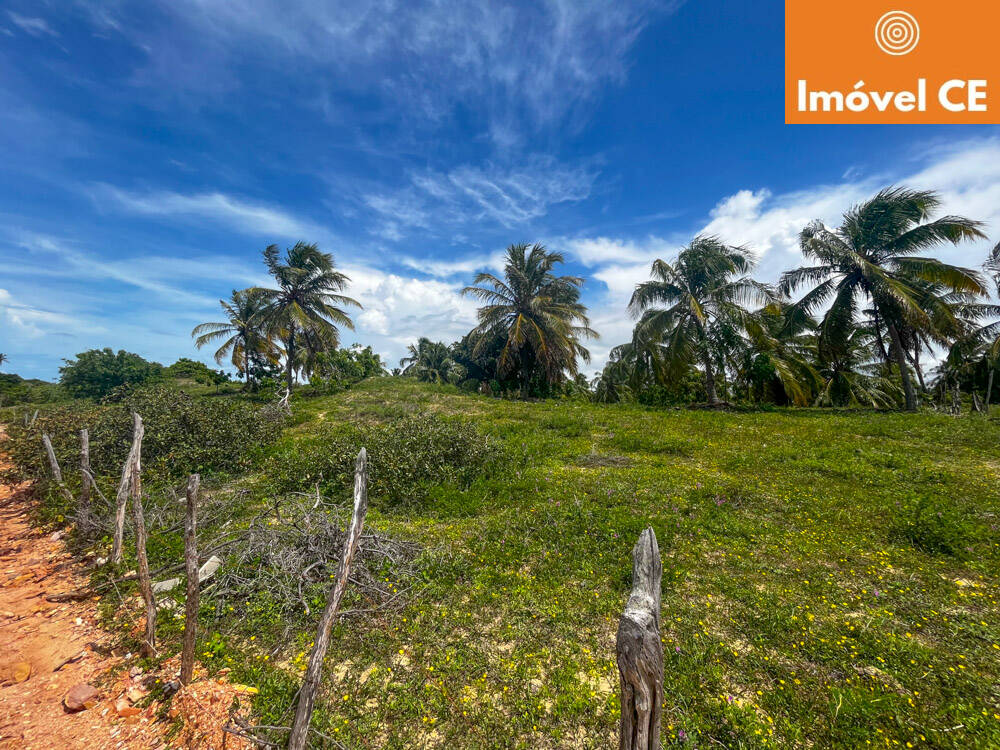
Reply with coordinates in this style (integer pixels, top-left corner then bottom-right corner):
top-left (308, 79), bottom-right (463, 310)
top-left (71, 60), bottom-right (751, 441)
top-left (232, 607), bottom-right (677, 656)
top-left (4, 385), bottom-right (284, 484)
top-left (0, 373), bottom-right (67, 406)
top-left (265, 416), bottom-right (504, 505)
top-left (59, 348), bottom-right (163, 399)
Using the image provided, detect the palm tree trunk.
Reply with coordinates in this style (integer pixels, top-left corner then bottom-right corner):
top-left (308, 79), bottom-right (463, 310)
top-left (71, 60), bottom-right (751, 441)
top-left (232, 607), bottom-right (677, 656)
top-left (285, 329), bottom-right (296, 393)
top-left (910, 345), bottom-right (926, 392)
top-left (702, 353), bottom-right (719, 406)
top-left (887, 323), bottom-right (917, 411)
top-left (986, 367), bottom-right (994, 416)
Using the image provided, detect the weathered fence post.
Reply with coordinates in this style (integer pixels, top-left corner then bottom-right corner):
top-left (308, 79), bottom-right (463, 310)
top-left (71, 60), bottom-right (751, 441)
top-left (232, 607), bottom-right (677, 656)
top-left (79, 429), bottom-right (92, 509)
top-left (111, 412), bottom-right (145, 565)
top-left (121, 414), bottom-right (156, 654)
top-left (617, 527), bottom-right (663, 750)
top-left (180, 474), bottom-right (200, 685)
top-left (288, 448), bottom-right (369, 750)
top-left (42, 433), bottom-right (63, 483)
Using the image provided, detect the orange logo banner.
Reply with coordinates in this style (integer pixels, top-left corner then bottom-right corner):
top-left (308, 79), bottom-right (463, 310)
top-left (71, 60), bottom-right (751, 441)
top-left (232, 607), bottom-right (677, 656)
top-left (785, 1), bottom-right (1000, 123)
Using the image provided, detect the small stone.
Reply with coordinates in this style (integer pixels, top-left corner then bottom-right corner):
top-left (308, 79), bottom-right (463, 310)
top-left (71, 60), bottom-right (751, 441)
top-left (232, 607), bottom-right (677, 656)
top-left (115, 697), bottom-right (141, 717)
top-left (197, 556), bottom-right (223, 583)
top-left (64, 683), bottom-right (100, 711)
top-left (11, 661), bottom-right (32, 683)
top-left (126, 687), bottom-right (145, 703)
top-left (151, 578), bottom-right (180, 594)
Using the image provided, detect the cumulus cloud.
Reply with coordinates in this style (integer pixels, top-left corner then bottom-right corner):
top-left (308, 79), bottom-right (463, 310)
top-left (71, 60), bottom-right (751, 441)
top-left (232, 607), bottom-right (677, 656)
top-left (567, 138), bottom-right (1000, 363)
top-left (340, 264), bottom-right (479, 363)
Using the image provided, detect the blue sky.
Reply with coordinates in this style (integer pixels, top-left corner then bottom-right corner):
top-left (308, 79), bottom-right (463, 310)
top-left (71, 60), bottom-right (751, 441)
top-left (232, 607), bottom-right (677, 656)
top-left (2, 0), bottom-right (999, 381)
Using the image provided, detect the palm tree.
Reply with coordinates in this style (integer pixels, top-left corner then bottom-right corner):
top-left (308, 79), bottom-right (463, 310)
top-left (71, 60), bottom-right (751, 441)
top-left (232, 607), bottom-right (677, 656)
top-left (735, 301), bottom-right (818, 405)
top-left (462, 243), bottom-right (597, 394)
top-left (400, 338), bottom-right (459, 383)
top-left (254, 242), bottom-right (361, 392)
top-left (0, 353), bottom-right (7, 371)
top-left (628, 236), bottom-right (772, 406)
top-left (780, 187), bottom-right (987, 411)
top-left (814, 324), bottom-right (901, 408)
top-left (192, 289), bottom-right (277, 387)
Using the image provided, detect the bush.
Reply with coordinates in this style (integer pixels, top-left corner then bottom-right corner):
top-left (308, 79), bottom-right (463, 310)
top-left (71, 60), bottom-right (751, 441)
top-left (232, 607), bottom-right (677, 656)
top-left (59, 348), bottom-right (163, 399)
top-left (166, 358), bottom-right (230, 387)
top-left (265, 416), bottom-right (504, 505)
top-left (4, 385), bottom-right (284, 485)
top-left (0, 373), bottom-right (66, 406)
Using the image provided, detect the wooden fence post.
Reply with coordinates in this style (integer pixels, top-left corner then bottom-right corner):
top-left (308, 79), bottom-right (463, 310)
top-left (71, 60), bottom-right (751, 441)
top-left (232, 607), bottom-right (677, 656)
top-left (617, 527), bottom-right (663, 750)
top-left (79, 429), bottom-right (92, 509)
top-left (288, 448), bottom-right (369, 750)
top-left (111, 412), bottom-right (145, 565)
top-left (180, 474), bottom-right (200, 685)
top-left (42, 433), bottom-right (63, 483)
top-left (121, 414), bottom-right (156, 655)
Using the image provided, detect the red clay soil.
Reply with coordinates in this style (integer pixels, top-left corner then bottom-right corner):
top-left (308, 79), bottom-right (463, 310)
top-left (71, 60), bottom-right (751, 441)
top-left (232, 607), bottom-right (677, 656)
top-left (0, 430), bottom-right (252, 749)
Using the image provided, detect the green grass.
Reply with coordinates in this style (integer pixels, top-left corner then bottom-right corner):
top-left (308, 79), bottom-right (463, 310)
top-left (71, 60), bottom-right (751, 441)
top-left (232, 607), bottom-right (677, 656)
top-left (227, 379), bottom-right (998, 748)
top-left (20, 377), bottom-right (1000, 748)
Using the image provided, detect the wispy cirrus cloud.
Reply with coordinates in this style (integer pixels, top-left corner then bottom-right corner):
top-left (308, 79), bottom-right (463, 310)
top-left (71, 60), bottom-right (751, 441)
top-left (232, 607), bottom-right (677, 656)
top-left (6, 12), bottom-right (58, 37)
top-left (94, 186), bottom-right (334, 242)
top-left (66, 0), bottom-right (670, 139)
top-left (363, 156), bottom-right (598, 238)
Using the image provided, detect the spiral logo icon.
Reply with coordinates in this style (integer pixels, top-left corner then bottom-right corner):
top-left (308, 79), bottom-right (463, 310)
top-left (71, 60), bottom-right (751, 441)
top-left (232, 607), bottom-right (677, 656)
top-left (875, 11), bottom-right (920, 56)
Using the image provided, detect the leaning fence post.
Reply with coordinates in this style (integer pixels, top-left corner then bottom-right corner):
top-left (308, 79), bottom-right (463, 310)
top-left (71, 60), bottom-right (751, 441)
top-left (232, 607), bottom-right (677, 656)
top-left (124, 414), bottom-right (156, 654)
top-left (79, 429), bottom-right (92, 509)
top-left (288, 448), bottom-right (369, 750)
top-left (617, 527), bottom-right (663, 750)
top-left (42, 433), bottom-right (63, 483)
top-left (111, 412), bottom-right (145, 565)
top-left (180, 474), bottom-right (200, 685)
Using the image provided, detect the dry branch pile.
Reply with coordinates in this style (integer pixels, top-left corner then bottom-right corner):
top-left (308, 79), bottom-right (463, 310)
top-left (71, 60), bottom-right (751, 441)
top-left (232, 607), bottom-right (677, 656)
top-left (208, 492), bottom-right (419, 623)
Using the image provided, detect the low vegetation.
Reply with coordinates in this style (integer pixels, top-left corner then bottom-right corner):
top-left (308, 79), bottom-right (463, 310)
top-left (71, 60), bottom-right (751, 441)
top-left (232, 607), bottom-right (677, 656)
top-left (4, 378), bottom-right (998, 748)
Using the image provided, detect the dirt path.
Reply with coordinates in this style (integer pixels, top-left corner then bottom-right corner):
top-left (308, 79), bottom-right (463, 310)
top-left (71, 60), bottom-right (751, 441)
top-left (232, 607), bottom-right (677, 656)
top-left (0, 442), bottom-right (174, 748)
top-left (0, 430), bottom-right (256, 749)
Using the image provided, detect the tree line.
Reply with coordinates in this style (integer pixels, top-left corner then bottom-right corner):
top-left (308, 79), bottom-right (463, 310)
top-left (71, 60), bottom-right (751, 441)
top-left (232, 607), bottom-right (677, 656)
top-left (190, 185), bottom-right (999, 411)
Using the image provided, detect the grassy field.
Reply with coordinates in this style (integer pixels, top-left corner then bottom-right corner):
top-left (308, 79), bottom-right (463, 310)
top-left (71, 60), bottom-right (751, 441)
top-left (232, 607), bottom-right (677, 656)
top-left (202, 378), bottom-right (998, 749)
top-left (9, 378), bottom-right (1000, 748)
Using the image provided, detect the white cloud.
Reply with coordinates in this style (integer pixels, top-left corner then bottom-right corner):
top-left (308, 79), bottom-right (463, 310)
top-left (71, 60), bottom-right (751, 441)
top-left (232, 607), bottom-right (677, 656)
top-left (0, 288), bottom-right (92, 338)
top-left (97, 186), bottom-right (332, 242)
top-left (7, 12), bottom-right (58, 37)
top-left (341, 264), bottom-right (479, 364)
top-left (365, 156), bottom-right (598, 237)
top-left (569, 138), bottom-right (1000, 365)
top-left (68, 1), bottom-right (670, 140)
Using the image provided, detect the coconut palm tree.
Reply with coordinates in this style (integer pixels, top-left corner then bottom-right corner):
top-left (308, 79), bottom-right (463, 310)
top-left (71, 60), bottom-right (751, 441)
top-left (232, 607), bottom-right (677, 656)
top-left (734, 301), bottom-right (818, 405)
top-left (814, 324), bottom-right (901, 408)
top-left (192, 289), bottom-right (277, 387)
top-left (253, 242), bottom-right (361, 392)
top-left (0, 353), bottom-right (7, 370)
top-left (628, 236), bottom-right (772, 406)
top-left (780, 187), bottom-right (987, 411)
top-left (399, 338), bottom-right (459, 384)
top-left (462, 243), bottom-right (596, 394)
